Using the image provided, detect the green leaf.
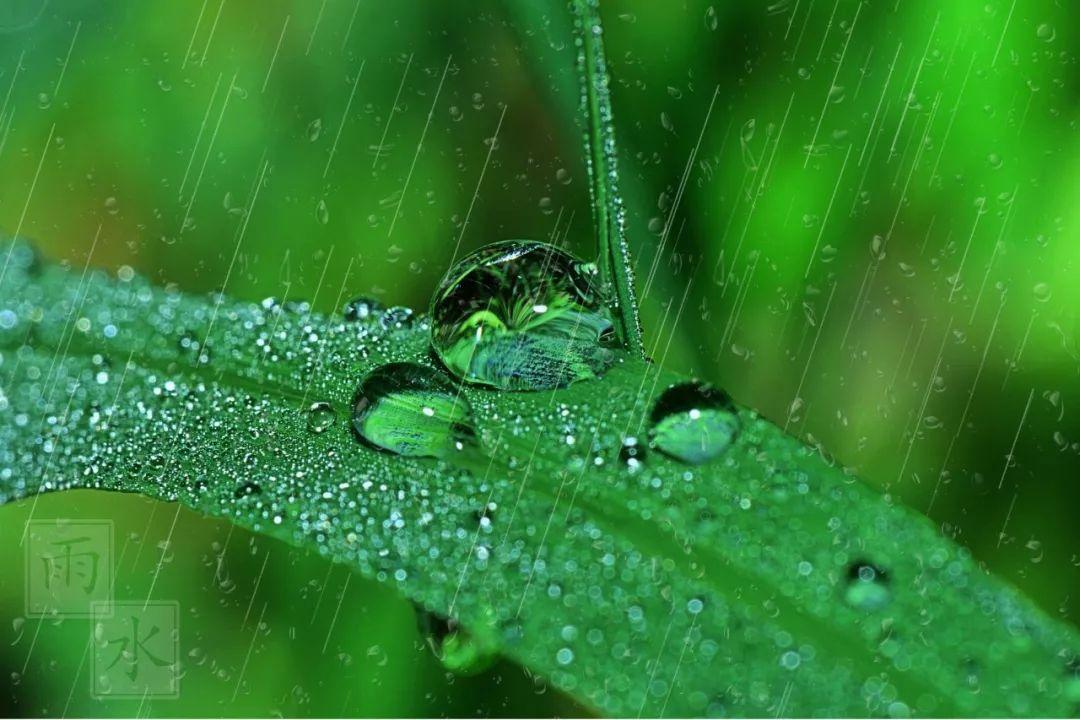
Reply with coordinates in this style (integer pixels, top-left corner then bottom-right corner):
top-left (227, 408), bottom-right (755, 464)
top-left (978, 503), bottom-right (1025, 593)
top-left (1, 241), bottom-right (1077, 717)
top-left (571, 0), bottom-right (644, 358)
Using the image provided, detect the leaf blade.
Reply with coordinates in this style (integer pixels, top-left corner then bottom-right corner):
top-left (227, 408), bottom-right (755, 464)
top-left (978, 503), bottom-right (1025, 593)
top-left (1, 243), bottom-right (1077, 717)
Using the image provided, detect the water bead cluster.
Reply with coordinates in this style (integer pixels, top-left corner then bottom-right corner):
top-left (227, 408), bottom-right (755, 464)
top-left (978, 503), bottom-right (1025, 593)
top-left (347, 240), bottom-right (740, 466)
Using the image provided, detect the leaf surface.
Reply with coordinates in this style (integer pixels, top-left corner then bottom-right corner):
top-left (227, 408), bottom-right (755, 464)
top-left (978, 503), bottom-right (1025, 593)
top-left (0, 242), bottom-right (1077, 717)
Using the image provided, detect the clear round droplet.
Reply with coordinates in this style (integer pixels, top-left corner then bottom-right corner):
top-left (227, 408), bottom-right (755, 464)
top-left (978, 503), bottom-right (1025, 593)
top-left (1035, 23), bottom-right (1056, 42)
top-left (844, 561), bottom-right (892, 611)
top-left (430, 240), bottom-right (618, 391)
top-left (351, 363), bottom-right (476, 458)
top-left (343, 296), bottom-right (382, 322)
top-left (417, 610), bottom-right (498, 676)
top-left (648, 382), bottom-right (740, 464)
top-left (306, 401), bottom-right (336, 434)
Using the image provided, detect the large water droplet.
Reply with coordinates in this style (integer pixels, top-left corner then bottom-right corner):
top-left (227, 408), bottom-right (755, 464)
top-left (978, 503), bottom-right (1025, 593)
top-left (430, 240), bottom-right (617, 391)
top-left (844, 561), bottom-right (892, 611)
top-left (351, 363), bottom-right (476, 458)
top-left (417, 610), bottom-right (498, 676)
top-left (648, 382), bottom-right (739, 464)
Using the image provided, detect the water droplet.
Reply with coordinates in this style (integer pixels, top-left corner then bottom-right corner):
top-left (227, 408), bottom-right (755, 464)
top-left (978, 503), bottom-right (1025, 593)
top-left (1036, 23), bottom-right (1056, 42)
top-left (379, 306), bottom-right (415, 330)
top-left (343, 296), bottom-right (382, 322)
top-left (1033, 282), bottom-right (1051, 303)
top-left (704, 5), bottom-right (719, 30)
top-left (648, 382), bottom-right (740, 464)
top-left (351, 363), bottom-right (476, 458)
top-left (844, 561), bottom-right (891, 611)
top-left (417, 610), bottom-right (498, 676)
top-left (430, 241), bottom-right (618, 391)
top-left (316, 199), bottom-right (330, 225)
top-left (306, 401), bottom-right (336, 434)
top-left (177, 331), bottom-right (211, 366)
top-left (618, 436), bottom-right (646, 471)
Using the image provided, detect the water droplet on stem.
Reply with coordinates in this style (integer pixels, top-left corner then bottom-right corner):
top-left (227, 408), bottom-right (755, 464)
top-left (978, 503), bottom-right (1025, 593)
top-left (430, 240), bottom-right (618, 391)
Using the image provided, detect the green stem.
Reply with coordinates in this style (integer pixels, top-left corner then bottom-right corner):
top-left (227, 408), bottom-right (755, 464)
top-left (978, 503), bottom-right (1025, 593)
top-left (571, 0), bottom-right (645, 358)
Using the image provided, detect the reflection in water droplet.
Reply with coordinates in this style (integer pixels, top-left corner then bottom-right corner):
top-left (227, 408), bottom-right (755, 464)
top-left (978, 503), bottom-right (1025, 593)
top-left (844, 561), bottom-right (892, 611)
top-left (430, 241), bottom-right (617, 391)
top-left (417, 610), bottom-right (498, 676)
top-left (351, 363), bottom-right (476, 458)
top-left (648, 382), bottom-right (739, 464)
top-left (306, 401), bottom-right (336, 434)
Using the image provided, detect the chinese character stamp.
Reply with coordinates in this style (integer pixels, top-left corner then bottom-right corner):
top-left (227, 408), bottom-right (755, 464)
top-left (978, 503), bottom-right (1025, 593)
top-left (25, 520), bottom-right (113, 618)
top-left (91, 601), bottom-right (180, 699)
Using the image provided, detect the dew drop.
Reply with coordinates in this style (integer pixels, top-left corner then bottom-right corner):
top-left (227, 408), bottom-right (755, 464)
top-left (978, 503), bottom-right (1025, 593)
top-left (648, 382), bottom-right (740, 464)
top-left (379, 306), bottom-right (415, 330)
top-left (417, 610), bottom-right (498, 676)
top-left (1036, 23), bottom-right (1056, 42)
top-left (177, 331), bottom-right (211, 366)
top-left (351, 363), bottom-right (476, 458)
top-left (704, 5), bottom-right (718, 30)
top-left (844, 561), bottom-right (892, 611)
top-left (343, 296), bottom-right (382, 322)
top-left (618, 436), bottom-right (646, 471)
top-left (430, 240), bottom-right (618, 391)
top-left (306, 401), bottom-right (336, 434)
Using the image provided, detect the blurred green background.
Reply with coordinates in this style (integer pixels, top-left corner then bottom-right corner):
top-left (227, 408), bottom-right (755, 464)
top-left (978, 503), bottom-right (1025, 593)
top-left (1, 0), bottom-right (1077, 715)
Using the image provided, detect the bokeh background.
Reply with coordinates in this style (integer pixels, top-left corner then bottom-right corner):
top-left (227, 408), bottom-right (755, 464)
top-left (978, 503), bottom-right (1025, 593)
top-left (0, 0), bottom-right (1077, 715)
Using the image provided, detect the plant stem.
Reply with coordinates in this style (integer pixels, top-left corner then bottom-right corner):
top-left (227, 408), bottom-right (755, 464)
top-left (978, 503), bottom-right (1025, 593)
top-left (571, 0), bottom-right (645, 358)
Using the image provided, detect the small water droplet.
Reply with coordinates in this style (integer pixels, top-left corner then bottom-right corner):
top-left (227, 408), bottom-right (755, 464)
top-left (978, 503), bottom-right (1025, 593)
top-left (844, 561), bottom-right (891, 611)
top-left (417, 610), bottom-right (498, 676)
top-left (233, 481), bottom-right (262, 499)
top-left (306, 401), bottom-right (336, 434)
top-left (704, 5), bottom-right (719, 30)
top-left (430, 241), bottom-right (617, 391)
top-left (352, 363), bottom-right (476, 458)
top-left (1033, 282), bottom-right (1051, 303)
top-left (343, 296), bottom-right (382, 322)
top-left (648, 382), bottom-right (740, 464)
top-left (379, 306), bottom-right (415, 330)
top-left (316, 199), bottom-right (330, 225)
top-left (618, 436), bottom-right (646, 471)
top-left (177, 331), bottom-right (211, 366)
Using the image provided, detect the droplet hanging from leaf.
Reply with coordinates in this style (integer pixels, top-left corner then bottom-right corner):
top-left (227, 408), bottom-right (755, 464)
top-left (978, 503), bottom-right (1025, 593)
top-left (417, 609), bottom-right (499, 676)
